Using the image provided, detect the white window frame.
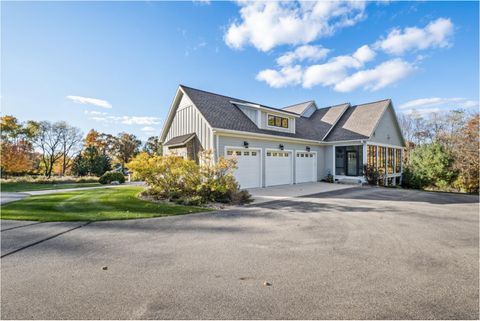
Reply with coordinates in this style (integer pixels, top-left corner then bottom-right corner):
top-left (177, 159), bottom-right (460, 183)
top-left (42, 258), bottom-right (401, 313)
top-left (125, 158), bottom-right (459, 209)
top-left (266, 113), bottom-right (291, 131)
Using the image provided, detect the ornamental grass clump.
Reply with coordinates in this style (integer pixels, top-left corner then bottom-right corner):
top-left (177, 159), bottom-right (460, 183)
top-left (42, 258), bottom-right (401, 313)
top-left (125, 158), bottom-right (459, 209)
top-left (127, 150), bottom-right (252, 205)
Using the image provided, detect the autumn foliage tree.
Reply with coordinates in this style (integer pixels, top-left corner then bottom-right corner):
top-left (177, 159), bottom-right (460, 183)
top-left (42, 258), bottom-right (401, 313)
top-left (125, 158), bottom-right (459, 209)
top-left (400, 110), bottom-right (479, 193)
top-left (452, 114), bottom-right (479, 193)
top-left (1, 116), bottom-right (37, 177)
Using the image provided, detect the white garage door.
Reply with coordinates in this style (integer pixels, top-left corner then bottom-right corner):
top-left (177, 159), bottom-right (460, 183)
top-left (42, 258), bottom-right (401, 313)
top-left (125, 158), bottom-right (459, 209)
top-left (295, 152), bottom-right (317, 183)
top-left (226, 149), bottom-right (261, 189)
top-left (265, 150), bottom-right (292, 186)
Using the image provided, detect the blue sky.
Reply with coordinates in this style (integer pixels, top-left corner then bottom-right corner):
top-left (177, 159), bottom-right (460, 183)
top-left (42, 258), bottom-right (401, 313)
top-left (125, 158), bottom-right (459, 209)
top-left (2, 1), bottom-right (479, 140)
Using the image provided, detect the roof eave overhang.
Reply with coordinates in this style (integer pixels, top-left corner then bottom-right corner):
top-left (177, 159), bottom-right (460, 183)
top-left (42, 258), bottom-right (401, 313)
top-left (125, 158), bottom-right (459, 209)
top-left (230, 101), bottom-right (301, 118)
top-left (212, 128), bottom-right (324, 145)
top-left (164, 133), bottom-right (196, 147)
top-left (160, 87), bottom-right (184, 143)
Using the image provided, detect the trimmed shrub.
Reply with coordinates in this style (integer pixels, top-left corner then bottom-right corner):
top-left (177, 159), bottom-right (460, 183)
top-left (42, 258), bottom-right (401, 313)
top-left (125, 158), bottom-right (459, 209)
top-left (175, 195), bottom-right (204, 206)
top-left (127, 150), bottom-right (253, 205)
top-left (99, 171), bottom-right (125, 185)
top-left (363, 164), bottom-right (384, 185)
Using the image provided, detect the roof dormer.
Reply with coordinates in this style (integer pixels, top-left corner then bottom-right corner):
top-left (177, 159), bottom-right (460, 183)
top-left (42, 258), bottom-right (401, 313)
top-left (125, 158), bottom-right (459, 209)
top-left (232, 101), bottom-right (298, 134)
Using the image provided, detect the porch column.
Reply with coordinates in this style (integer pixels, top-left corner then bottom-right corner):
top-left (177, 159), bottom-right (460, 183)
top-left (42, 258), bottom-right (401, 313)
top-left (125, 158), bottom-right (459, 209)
top-left (400, 148), bottom-right (403, 185)
top-left (384, 147), bottom-right (388, 186)
top-left (362, 142), bottom-right (367, 164)
top-left (392, 149), bottom-right (396, 186)
top-left (332, 145), bottom-right (336, 181)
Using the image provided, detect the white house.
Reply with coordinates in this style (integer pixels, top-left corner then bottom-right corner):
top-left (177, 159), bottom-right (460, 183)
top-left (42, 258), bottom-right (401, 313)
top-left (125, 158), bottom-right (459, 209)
top-left (160, 85), bottom-right (405, 189)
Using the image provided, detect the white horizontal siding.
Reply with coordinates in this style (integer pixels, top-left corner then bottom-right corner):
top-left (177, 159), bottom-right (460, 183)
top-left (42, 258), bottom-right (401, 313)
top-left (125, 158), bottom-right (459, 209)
top-left (165, 94), bottom-right (212, 150)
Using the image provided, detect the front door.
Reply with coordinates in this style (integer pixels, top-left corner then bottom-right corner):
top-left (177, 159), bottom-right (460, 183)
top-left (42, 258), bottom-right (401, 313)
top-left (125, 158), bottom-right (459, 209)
top-left (347, 151), bottom-right (357, 176)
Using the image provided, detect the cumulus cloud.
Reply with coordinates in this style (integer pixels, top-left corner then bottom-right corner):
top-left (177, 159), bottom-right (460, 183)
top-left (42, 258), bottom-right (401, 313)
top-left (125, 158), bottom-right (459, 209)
top-left (302, 45), bottom-right (377, 88)
top-left (352, 44), bottom-right (376, 63)
top-left (276, 45), bottom-right (330, 66)
top-left (67, 95), bottom-right (112, 109)
top-left (334, 59), bottom-right (414, 92)
top-left (375, 18), bottom-right (454, 55)
top-left (399, 97), bottom-right (479, 110)
top-left (225, 1), bottom-right (366, 52)
top-left (256, 65), bottom-right (303, 88)
top-left (246, 11), bottom-right (453, 92)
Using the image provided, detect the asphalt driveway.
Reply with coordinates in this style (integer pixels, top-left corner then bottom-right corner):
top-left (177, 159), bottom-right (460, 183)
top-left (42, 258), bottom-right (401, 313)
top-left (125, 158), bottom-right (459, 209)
top-left (1, 187), bottom-right (478, 319)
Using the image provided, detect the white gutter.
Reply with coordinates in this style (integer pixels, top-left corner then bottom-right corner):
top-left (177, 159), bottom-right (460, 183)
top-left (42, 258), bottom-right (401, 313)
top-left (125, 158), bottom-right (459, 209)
top-left (230, 101), bottom-right (301, 118)
top-left (212, 128), bottom-right (323, 145)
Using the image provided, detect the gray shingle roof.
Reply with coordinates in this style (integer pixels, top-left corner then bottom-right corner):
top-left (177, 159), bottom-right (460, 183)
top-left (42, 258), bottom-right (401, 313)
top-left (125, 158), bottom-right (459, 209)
top-left (179, 85), bottom-right (390, 143)
top-left (282, 101), bottom-right (314, 115)
top-left (320, 103), bottom-right (350, 125)
top-left (324, 99), bottom-right (391, 141)
top-left (164, 133), bottom-right (196, 146)
top-left (181, 85), bottom-right (323, 141)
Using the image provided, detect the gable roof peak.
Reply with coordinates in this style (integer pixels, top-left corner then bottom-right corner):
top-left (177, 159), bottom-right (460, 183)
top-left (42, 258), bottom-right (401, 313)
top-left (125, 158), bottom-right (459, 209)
top-left (354, 98), bottom-right (391, 107)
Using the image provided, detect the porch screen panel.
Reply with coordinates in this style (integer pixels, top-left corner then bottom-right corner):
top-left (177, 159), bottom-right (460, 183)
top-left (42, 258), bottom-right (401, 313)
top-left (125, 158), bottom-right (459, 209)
top-left (335, 147), bottom-right (346, 175)
top-left (367, 145), bottom-right (377, 169)
top-left (378, 146), bottom-right (386, 174)
top-left (387, 148), bottom-right (394, 174)
top-left (395, 149), bottom-right (402, 173)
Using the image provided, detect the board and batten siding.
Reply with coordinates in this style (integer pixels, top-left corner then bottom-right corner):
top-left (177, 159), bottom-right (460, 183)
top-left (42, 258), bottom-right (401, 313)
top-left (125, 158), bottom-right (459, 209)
top-left (164, 93), bottom-right (213, 150)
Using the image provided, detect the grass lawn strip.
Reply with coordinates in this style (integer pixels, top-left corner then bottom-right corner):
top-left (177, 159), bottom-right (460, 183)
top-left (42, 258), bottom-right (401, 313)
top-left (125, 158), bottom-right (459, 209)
top-left (1, 182), bottom-right (102, 193)
top-left (1, 186), bottom-right (209, 221)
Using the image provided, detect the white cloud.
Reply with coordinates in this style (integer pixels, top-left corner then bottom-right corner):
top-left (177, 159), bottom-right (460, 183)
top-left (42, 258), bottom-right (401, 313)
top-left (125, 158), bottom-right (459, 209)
top-left (352, 44), bottom-right (376, 63)
top-left (277, 45), bottom-right (330, 66)
top-left (375, 18), bottom-right (454, 55)
top-left (302, 55), bottom-right (362, 88)
top-left (141, 126), bottom-right (157, 132)
top-left (258, 44), bottom-right (384, 90)
top-left (89, 115), bottom-right (161, 125)
top-left (302, 45), bottom-right (376, 89)
top-left (256, 65), bottom-right (303, 88)
top-left (225, 1), bottom-right (366, 52)
top-left (67, 95), bottom-right (112, 109)
top-left (399, 97), bottom-right (479, 110)
top-left (334, 58), bottom-right (414, 92)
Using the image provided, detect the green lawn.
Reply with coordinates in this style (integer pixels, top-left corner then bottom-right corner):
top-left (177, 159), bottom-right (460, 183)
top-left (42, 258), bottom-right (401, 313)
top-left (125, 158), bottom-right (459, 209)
top-left (0, 186), bottom-right (209, 221)
top-left (1, 182), bottom-right (102, 192)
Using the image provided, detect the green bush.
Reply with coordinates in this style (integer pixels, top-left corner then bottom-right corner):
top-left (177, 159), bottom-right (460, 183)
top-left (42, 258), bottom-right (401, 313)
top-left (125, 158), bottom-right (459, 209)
top-left (127, 150), bottom-right (253, 205)
top-left (402, 143), bottom-right (457, 190)
top-left (175, 195), bottom-right (204, 206)
top-left (99, 171), bottom-right (125, 184)
top-left (363, 164), bottom-right (384, 185)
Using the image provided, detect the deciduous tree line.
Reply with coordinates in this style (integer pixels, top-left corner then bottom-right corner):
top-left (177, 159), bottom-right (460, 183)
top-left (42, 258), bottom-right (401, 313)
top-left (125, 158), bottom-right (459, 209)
top-left (1, 116), bottom-right (162, 178)
top-left (399, 109), bottom-right (479, 193)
